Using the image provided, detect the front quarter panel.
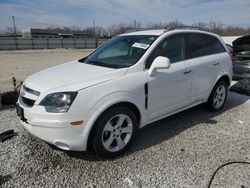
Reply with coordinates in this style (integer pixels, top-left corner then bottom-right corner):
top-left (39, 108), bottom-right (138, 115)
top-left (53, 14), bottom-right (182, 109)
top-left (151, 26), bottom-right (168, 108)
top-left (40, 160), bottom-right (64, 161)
top-left (68, 71), bottom-right (148, 149)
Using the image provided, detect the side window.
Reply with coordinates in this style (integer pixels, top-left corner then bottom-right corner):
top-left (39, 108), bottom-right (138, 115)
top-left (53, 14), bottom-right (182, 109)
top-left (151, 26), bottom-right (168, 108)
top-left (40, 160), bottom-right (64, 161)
top-left (188, 34), bottom-right (212, 58)
top-left (146, 34), bottom-right (187, 69)
top-left (208, 36), bottom-right (226, 54)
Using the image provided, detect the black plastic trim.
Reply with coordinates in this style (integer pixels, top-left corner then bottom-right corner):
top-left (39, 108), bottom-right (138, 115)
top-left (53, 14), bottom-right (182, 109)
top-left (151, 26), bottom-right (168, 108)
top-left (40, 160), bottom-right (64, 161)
top-left (144, 82), bottom-right (148, 109)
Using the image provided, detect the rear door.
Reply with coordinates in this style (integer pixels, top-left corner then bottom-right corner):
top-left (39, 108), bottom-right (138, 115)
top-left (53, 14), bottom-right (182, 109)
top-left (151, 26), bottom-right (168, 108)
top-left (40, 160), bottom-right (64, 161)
top-left (187, 33), bottom-right (227, 102)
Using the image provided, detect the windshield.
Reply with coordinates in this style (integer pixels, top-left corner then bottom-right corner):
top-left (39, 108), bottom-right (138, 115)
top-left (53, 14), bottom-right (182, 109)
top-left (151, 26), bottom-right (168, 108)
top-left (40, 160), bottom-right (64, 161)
top-left (81, 35), bottom-right (158, 69)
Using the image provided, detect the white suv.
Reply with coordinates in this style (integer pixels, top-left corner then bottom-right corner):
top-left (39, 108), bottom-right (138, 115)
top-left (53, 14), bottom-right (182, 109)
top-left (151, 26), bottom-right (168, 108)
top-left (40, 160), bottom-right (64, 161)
top-left (17, 29), bottom-right (233, 158)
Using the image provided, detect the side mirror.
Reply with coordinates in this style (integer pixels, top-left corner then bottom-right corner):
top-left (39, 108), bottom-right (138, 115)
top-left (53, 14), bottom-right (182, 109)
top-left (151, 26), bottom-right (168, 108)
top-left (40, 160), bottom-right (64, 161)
top-left (148, 56), bottom-right (171, 77)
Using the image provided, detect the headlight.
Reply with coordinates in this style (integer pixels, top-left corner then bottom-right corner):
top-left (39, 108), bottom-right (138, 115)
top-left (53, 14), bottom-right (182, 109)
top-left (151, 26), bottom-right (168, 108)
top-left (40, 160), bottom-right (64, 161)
top-left (40, 92), bottom-right (77, 113)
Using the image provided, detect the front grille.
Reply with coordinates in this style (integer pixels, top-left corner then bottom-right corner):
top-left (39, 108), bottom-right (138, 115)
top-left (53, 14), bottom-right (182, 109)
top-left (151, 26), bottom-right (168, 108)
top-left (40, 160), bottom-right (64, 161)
top-left (23, 85), bottom-right (40, 96)
top-left (21, 96), bottom-right (35, 107)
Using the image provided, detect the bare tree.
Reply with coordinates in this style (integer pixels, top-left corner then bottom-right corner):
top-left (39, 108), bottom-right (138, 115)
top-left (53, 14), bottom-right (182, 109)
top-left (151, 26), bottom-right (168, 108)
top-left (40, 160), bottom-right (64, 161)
top-left (192, 22), bottom-right (208, 29)
top-left (192, 20), bottom-right (250, 36)
top-left (70, 25), bottom-right (81, 31)
top-left (107, 23), bottom-right (134, 36)
top-left (146, 22), bottom-right (165, 29)
top-left (4, 27), bottom-right (21, 34)
top-left (95, 26), bottom-right (107, 38)
top-left (61, 26), bottom-right (71, 31)
top-left (82, 27), bottom-right (94, 36)
top-left (165, 20), bottom-right (184, 29)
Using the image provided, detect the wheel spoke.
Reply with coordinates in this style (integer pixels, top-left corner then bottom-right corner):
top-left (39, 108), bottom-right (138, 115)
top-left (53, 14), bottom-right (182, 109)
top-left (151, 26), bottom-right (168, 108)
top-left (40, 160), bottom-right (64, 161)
top-left (103, 122), bottom-right (113, 132)
top-left (120, 126), bottom-right (133, 134)
top-left (116, 137), bottom-right (125, 148)
top-left (219, 95), bottom-right (224, 101)
top-left (116, 115), bottom-right (126, 127)
top-left (219, 87), bottom-right (224, 94)
top-left (103, 136), bottom-right (114, 148)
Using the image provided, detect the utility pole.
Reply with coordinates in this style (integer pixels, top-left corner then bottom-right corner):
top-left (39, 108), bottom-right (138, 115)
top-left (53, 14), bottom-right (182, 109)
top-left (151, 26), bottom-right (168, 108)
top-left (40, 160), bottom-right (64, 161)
top-left (12, 16), bottom-right (17, 34)
top-left (92, 21), bottom-right (98, 48)
top-left (134, 19), bottom-right (137, 30)
top-left (92, 21), bottom-right (96, 36)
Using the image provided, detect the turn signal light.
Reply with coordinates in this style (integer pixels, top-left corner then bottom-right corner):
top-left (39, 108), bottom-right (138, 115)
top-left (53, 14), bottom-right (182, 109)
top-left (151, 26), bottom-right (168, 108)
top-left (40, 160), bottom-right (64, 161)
top-left (70, 120), bottom-right (84, 126)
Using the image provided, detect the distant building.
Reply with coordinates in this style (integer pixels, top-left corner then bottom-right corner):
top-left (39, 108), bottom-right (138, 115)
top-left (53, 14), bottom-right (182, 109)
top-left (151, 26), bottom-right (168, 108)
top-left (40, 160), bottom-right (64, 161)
top-left (0, 34), bottom-right (22, 38)
top-left (29, 28), bottom-right (92, 39)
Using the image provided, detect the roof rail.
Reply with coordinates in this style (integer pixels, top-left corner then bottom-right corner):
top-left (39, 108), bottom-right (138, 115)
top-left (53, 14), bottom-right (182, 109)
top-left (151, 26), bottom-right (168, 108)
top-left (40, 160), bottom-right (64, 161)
top-left (122, 26), bottom-right (210, 35)
top-left (124, 28), bottom-right (147, 33)
top-left (166, 25), bottom-right (209, 32)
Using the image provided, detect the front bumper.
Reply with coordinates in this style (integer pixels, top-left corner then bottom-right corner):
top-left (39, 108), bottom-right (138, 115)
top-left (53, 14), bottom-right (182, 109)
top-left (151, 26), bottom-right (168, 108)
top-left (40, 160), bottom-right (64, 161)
top-left (17, 101), bottom-right (88, 151)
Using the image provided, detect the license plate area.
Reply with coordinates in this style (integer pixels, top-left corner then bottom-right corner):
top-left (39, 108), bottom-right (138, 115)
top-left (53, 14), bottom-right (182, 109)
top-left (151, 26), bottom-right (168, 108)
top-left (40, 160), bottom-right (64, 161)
top-left (16, 104), bottom-right (27, 122)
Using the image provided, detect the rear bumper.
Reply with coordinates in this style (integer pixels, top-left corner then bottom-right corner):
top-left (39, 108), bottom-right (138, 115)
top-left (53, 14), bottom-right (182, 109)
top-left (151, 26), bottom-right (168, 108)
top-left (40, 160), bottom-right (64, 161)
top-left (233, 63), bottom-right (250, 80)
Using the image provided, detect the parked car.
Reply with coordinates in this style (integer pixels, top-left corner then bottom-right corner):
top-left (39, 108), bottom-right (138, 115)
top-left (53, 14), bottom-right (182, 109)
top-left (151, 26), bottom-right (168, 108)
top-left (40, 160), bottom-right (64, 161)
top-left (231, 35), bottom-right (250, 80)
top-left (17, 29), bottom-right (233, 158)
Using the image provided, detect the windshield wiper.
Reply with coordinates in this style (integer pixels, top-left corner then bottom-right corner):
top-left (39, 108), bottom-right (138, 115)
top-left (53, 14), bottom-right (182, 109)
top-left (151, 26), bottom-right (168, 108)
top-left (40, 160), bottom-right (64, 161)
top-left (85, 59), bottom-right (123, 69)
top-left (86, 60), bottom-right (102, 65)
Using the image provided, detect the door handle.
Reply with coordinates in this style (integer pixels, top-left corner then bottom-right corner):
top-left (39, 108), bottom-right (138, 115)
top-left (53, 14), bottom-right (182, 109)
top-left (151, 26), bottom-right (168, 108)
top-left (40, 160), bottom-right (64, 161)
top-left (213, 62), bottom-right (220, 66)
top-left (184, 70), bottom-right (192, 74)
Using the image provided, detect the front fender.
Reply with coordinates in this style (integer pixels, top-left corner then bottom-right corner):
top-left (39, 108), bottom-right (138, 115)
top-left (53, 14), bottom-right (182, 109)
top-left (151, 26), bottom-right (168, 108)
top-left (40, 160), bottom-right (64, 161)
top-left (81, 91), bottom-right (146, 147)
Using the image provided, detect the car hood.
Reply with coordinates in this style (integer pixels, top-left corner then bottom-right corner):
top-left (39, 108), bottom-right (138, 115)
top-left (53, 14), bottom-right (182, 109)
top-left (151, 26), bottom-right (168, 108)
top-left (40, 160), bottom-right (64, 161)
top-left (24, 61), bottom-right (128, 93)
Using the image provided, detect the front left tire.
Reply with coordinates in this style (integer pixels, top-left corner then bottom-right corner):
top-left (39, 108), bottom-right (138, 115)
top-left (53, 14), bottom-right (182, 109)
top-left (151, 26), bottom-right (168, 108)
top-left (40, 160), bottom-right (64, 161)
top-left (93, 107), bottom-right (138, 158)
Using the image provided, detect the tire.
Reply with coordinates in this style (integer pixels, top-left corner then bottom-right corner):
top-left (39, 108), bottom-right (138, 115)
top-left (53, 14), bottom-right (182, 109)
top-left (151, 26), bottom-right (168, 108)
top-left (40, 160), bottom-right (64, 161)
top-left (93, 107), bottom-right (138, 158)
top-left (206, 80), bottom-right (228, 112)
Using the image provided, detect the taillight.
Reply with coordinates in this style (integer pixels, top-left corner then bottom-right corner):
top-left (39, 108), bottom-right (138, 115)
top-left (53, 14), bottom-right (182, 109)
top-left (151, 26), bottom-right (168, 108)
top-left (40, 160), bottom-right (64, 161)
top-left (228, 52), bottom-right (235, 63)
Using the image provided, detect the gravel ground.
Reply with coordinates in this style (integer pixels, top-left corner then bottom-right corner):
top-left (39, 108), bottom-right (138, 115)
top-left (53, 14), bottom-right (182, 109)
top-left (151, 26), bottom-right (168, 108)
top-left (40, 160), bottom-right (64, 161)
top-left (0, 91), bottom-right (250, 188)
top-left (0, 50), bottom-right (250, 187)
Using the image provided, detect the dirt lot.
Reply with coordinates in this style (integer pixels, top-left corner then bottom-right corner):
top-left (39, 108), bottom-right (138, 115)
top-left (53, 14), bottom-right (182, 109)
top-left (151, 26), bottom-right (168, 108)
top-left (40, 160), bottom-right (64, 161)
top-left (0, 49), bottom-right (250, 187)
top-left (0, 49), bottom-right (92, 92)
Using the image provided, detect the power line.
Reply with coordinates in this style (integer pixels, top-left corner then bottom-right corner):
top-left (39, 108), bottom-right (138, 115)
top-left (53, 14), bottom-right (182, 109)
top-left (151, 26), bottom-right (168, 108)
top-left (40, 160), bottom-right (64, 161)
top-left (0, 13), bottom-right (66, 27)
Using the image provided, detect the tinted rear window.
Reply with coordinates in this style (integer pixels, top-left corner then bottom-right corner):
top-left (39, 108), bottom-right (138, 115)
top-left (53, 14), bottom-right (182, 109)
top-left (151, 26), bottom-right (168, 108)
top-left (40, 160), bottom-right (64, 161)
top-left (209, 36), bottom-right (226, 54)
top-left (188, 33), bottom-right (225, 58)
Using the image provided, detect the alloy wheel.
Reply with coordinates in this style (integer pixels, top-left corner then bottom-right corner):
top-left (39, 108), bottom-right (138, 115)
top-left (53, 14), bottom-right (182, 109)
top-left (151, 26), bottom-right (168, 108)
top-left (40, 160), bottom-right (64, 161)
top-left (102, 114), bottom-right (133, 152)
top-left (213, 84), bottom-right (226, 109)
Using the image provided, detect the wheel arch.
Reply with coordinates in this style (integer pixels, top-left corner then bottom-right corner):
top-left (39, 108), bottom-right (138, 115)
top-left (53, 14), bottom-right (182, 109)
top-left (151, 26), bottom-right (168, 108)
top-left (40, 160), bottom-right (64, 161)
top-left (217, 75), bottom-right (231, 86)
top-left (206, 74), bottom-right (231, 102)
top-left (86, 101), bottom-right (142, 151)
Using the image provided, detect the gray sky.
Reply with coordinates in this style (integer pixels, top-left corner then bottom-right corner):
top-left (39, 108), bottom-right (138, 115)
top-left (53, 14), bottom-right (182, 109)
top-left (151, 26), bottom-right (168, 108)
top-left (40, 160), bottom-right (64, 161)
top-left (0, 0), bottom-right (250, 30)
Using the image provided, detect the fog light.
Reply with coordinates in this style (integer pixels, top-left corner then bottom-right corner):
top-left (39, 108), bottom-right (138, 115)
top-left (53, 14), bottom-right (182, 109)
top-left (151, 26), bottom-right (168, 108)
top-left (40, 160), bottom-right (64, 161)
top-left (70, 120), bottom-right (84, 126)
top-left (54, 141), bottom-right (69, 150)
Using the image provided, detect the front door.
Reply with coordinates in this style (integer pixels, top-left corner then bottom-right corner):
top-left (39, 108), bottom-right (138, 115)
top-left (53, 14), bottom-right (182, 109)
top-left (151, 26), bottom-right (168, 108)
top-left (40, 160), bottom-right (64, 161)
top-left (145, 34), bottom-right (193, 121)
